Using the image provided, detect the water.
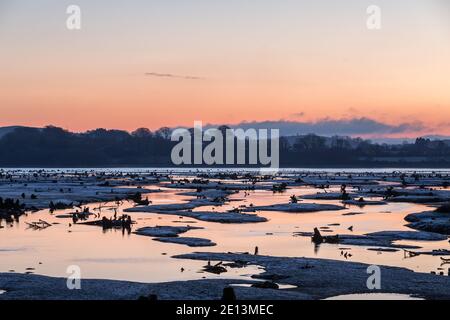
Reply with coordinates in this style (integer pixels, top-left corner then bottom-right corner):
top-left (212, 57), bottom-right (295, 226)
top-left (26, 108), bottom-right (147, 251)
top-left (324, 293), bottom-right (424, 300)
top-left (4, 167), bottom-right (450, 174)
top-left (1, 169), bottom-right (449, 285)
top-left (231, 283), bottom-right (297, 289)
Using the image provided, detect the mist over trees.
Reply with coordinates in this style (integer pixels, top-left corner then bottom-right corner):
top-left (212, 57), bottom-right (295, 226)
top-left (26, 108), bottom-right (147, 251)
top-left (0, 126), bottom-right (449, 167)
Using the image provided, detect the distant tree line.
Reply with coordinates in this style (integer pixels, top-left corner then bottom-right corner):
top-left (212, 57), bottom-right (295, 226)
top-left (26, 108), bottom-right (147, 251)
top-left (280, 135), bottom-right (450, 167)
top-left (0, 126), bottom-right (449, 167)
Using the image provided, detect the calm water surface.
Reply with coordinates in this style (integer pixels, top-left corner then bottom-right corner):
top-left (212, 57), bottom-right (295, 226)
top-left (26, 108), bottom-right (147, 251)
top-left (1, 170), bottom-right (449, 284)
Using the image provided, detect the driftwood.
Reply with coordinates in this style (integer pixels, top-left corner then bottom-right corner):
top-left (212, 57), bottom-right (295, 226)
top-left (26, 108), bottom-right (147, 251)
top-left (404, 250), bottom-right (421, 258)
top-left (81, 215), bottom-right (133, 230)
top-left (203, 261), bottom-right (227, 274)
top-left (251, 281), bottom-right (279, 289)
top-left (312, 228), bottom-right (339, 244)
top-left (25, 220), bottom-right (52, 230)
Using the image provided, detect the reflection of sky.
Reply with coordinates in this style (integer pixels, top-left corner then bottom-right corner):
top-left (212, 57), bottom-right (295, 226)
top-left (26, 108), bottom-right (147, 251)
top-left (0, 1), bottom-right (449, 134)
top-left (0, 181), bottom-right (446, 282)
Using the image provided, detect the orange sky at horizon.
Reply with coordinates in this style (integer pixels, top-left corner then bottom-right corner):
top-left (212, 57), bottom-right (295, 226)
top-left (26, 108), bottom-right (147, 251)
top-left (1, 0), bottom-right (449, 136)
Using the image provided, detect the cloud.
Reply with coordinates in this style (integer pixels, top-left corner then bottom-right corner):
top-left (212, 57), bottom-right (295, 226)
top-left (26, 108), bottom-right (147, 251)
top-left (221, 117), bottom-right (426, 137)
top-left (145, 72), bottom-right (204, 80)
top-left (291, 112), bottom-right (305, 118)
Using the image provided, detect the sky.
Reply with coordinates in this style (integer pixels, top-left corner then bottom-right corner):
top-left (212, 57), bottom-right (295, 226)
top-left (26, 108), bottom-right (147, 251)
top-left (0, 0), bottom-right (449, 137)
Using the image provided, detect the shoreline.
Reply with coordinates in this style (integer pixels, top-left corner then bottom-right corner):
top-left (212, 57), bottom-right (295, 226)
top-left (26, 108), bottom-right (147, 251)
top-left (1, 252), bottom-right (450, 300)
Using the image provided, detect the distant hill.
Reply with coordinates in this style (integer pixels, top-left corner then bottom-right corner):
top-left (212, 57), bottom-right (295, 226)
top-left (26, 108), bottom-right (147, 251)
top-left (0, 126), bottom-right (26, 138)
top-left (0, 126), bottom-right (40, 139)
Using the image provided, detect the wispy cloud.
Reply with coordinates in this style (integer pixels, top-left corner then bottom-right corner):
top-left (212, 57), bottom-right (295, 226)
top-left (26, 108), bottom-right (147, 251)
top-left (145, 72), bottom-right (204, 80)
top-left (291, 111), bottom-right (305, 118)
